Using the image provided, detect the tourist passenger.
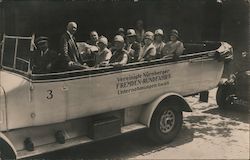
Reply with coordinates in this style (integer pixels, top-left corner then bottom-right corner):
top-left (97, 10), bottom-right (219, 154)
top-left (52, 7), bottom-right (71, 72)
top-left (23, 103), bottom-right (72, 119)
top-left (125, 29), bottom-right (141, 63)
top-left (162, 29), bottom-right (185, 59)
top-left (60, 22), bottom-right (84, 69)
top-left (87, 31), bottom-right (99, 46)
top-left (32, 37), bottom-right (58, 73)
top-left (135, 20), bottom-right (145, 43)
top-left (109, 35), bottom-right (128, 66)
top-left (153, 29), bottom-right (165, 59)
top-left (139, 31), bottom-right (156, 61)
top-left (117, 28), bottom-right (126, 39)
top-left (96, 36), bottom-right (112, 67)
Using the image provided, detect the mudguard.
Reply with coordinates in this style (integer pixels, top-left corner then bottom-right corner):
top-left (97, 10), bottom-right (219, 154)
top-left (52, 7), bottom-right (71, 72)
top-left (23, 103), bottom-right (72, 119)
top-left (139, 92), bottom-right (192, 127)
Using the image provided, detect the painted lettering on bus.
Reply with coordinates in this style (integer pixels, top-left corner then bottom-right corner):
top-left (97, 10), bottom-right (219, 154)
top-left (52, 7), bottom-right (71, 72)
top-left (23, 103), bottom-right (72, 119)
top-left (116, 69), bottom-right (171, 95)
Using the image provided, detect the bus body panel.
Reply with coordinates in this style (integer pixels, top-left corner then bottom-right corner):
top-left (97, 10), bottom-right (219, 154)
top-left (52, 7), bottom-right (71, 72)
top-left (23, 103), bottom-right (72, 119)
top-left (0, 57), bottom-right (224, 130)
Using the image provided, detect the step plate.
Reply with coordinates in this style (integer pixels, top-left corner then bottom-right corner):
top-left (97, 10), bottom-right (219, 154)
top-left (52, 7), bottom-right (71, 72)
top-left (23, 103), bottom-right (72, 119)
top-left (17, 123), bottom-right (147, 159)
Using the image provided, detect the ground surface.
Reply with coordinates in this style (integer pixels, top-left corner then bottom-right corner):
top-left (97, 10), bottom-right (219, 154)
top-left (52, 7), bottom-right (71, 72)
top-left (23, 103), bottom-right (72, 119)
top-left (32, 89), bottom-right (250, 160)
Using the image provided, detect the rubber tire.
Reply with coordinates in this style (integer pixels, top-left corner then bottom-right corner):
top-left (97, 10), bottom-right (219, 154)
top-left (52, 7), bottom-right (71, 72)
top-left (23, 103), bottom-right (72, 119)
top-left (148, 104), bottom-right (183, 144)
top-left (0, 139), bottom-right (16, 160)
top-left (216, 85), bottom-right (230, 109)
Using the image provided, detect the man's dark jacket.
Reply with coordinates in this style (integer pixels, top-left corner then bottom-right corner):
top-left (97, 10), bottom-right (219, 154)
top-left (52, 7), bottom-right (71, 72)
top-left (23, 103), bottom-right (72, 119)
top-left (31, 49), bottom-right (58, 74)
top-left (60, 32), bottom-right (83, 66)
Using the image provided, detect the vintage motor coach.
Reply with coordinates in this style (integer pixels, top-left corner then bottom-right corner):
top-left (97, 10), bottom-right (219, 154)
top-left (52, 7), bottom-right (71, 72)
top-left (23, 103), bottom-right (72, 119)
top-left (0, 34), bottom-right (233, 159)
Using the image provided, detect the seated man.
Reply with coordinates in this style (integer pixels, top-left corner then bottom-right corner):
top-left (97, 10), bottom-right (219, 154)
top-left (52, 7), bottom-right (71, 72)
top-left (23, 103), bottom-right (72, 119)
top-left (32, 37), bottom-right (58, 74)
top-left (161, 29), bottom-right (185, 59)
top-left (109, 35), bottom-right (128, 66)
top-left (96, 36), bottom-right (112, 67)
top-left (125, 29), bottom-right (141, 63)
top-left (139, 31), bottom-right (156, 61)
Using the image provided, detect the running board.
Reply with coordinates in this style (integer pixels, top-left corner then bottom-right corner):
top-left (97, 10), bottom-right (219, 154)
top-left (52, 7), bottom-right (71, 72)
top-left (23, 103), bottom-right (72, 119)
top-left (17, 123), bottom-right (147, 159)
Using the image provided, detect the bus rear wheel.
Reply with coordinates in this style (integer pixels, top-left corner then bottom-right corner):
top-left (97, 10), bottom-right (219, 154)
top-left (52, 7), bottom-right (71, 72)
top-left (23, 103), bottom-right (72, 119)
top-left (148, 103), bottom-right (183, 144)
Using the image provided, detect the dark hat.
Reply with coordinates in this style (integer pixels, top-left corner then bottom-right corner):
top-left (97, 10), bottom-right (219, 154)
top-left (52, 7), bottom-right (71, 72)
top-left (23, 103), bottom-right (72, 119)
top-left (35, 36), bottom-right (48, 46)
top-left (118, 28), bottom-right (125, 33)
top-left (170, 29), bottom-right (179, 38)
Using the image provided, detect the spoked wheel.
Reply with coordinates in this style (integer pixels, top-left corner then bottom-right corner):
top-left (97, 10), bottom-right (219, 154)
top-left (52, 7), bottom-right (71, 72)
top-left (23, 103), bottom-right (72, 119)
top-left (148, 104), bottom-right (183, 144)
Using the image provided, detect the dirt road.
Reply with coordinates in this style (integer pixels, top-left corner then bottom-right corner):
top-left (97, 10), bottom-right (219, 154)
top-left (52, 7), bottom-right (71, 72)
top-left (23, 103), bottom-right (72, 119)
top-left (34, 89), bottom-right (250, 159)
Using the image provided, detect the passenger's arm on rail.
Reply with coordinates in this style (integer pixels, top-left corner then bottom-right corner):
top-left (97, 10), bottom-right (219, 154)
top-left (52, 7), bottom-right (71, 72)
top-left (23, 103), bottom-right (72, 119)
top-left (111, 54), bottom-right (128, 66)
top-left (175, 41), bottom-right (185, 57)
top-left (144, 48), bottom-right (156, 61)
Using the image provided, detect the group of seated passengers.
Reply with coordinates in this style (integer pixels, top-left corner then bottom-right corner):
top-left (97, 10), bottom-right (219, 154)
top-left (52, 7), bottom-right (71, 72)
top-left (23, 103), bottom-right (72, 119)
top-left (32, 21), bottom-right (184, 74)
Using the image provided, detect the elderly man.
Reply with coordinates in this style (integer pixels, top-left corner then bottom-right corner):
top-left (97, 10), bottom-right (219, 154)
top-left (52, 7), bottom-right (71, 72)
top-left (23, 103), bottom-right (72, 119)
top-left (60, 22), bottom-right (84, 70)
top-left (162, 29), bottom-right (185, 60)
top-left (125, 29), bottom-right (141, 63)
top-left (109, 35), bottom-right (128, 66)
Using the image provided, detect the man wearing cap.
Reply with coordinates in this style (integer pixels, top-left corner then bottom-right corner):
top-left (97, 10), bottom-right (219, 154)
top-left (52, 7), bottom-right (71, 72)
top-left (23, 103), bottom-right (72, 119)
top-left (109, 35), bottom-right (128, 66)
top-left (139, 31), bottom-right (156, 62)
top-left (162, 29), bottom-right (185, 59)
top-left (32, 37), bottom-right (58, 73)
top-left (60, 22), bottom-right (84, 69)
top-left (125, 29), bottom-right (141, 63)
top-left (153, 29), bottom-right (166, 59)
top-left (96, 36), bottom-right (112, 67)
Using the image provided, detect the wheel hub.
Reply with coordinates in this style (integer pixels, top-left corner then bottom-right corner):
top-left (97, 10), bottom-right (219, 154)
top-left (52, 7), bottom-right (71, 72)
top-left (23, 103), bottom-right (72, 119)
top-left (159, 110), bottom-right (175, 133)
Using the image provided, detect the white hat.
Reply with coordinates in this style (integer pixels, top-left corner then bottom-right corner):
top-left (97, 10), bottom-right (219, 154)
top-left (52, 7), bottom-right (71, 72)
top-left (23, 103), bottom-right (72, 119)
top-left (98, 36), bottom-right (108, 46)
top-left (155, 29), bottom-right (164, 36)
top-left (127, 29), bottom-right (136, 37)
top-left (114, 35), bottom-right (124, 43)
top-left (144, 31), bottom-right (154, 40)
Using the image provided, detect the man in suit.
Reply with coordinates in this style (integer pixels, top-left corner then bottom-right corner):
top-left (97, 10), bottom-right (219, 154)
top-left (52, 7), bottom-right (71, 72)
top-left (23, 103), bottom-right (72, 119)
top-left (60, 22), bottom-right (84, 70)
top-left (125, 29), bottom-right (141, 63)
top-left (32, 37), bottom-right (58, 74)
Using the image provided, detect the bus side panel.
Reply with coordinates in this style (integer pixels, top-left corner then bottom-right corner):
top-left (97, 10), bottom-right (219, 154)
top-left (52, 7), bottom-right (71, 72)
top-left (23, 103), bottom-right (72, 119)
top-left (31, 81), bottom-right (67, 126)
top-left (66, 61), bottom-right (203, 120)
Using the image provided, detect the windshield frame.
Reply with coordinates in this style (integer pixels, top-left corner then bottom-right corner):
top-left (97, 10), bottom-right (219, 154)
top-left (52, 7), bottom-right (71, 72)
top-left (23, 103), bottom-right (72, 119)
top-left (0, 34), bottom-right (34, 75)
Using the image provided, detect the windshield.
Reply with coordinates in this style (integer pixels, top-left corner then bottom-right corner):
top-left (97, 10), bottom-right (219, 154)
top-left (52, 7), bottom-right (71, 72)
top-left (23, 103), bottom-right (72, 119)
top-left (1, 35), bottom-right (33, 73)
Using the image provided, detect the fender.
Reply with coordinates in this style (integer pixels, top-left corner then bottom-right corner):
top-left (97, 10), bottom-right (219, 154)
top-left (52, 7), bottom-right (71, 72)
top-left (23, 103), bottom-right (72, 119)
top-left (0, 85), bottom-right (7, 131)
top-left (139, 92), bottom-right (192, 127)
top-left (0, 132), bottom-right (17, 159)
